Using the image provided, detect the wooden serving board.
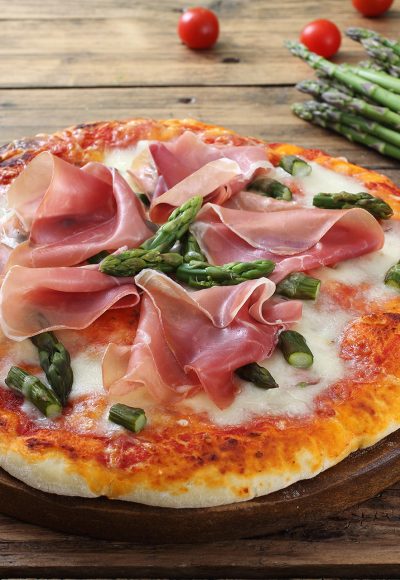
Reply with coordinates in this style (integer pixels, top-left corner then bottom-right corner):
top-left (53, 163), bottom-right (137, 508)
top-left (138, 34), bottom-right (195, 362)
top-left (0, 430), bottom-right (399, 544)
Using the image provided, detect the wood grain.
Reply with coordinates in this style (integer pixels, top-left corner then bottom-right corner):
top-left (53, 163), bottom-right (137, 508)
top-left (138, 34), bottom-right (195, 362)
top-left (0, 0), bottom-right (398, 88)
top-left (1, 86), bottom-right (400, 171)
top-left (0, 482), bottom-right (399, 578)
top-left (1, 0), bottom-right (400, 575)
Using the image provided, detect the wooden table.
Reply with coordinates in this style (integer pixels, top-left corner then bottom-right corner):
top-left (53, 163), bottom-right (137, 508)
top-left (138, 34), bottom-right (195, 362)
top-left (1, 0), bottom-right (400, 577)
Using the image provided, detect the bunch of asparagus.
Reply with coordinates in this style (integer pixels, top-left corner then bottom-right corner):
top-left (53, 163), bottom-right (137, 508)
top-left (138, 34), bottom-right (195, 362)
top-left (286, 27), bottom-right (400, 160)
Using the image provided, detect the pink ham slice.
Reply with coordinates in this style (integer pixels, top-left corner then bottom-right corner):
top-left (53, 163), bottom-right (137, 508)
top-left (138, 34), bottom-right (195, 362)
top-left (103, 270), bottom-right (302, 409)
top-left (190, 204), bottom-right (385, 282)
top-left (0, 265), bottom-right (140, 340)
top-left (148, 131), bottom-right (271, 222)
top-left (6, 152), bottom-right (152, 268)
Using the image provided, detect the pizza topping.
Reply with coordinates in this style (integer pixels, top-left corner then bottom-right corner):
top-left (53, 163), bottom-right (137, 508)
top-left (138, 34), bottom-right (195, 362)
top-left (99, 249), bottom-right (183, 277)
top-left (191, 204), bottom-right (385, 280)
top-left (175, 259), bottom-right (276, 289)
top-left (182, 232), bottom-right (206, 262)
top-left (5, 366), bottom-right (62, 419)
top-left (142, 195), bottom-right (203, 251)
top-left (313, 191), bottom-right (393, 220)
top-left (6, 152), bottom-right (153, 268)
top-left (30, 331), bottom-right (73, 407)
top-left (148, 131), bottom-right (270, 222)
top-left (0, 265), bottom-right (140, 340)
top-left (246, 176), bottom-right (293, 201)
top-left (275, 272), bottom-right (321, 300)
top-left (235, 363), bottom-right (279, 390)
top-left (149, 158), bottom-right (241, 223)
top-left (279, 155), bottom-right (312, 176)
top-left (384, 260), bottom-right (400, 290)
top-left (278, 330), bottom-right (314, 369)
top-left (108, 403), bottom-right (147, 433)
top-left (104, 269), bottom-right (302, 409)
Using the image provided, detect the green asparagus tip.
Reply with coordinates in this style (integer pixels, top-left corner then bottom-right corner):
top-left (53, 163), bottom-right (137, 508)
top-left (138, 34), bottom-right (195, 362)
top-left (236, 363), bottom-right (279, 390)
top-left (313, 191), bottom-right (393, 220)
top-left (30, 332), bottom-right (73, 407)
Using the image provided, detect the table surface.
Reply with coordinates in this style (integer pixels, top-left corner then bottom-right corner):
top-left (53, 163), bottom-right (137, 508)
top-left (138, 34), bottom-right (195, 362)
top-left (1, 0), bottom-right (400, 577)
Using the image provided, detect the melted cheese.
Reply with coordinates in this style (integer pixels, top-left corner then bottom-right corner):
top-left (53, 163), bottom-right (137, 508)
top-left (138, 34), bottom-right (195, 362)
top-left (269, 161), bottom-right (365, 207)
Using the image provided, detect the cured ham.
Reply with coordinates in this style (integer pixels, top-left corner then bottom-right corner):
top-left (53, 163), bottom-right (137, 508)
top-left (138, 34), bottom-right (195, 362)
top-left (149, 131), bottom-right (271, 222)
top-left (190, 204), bottom-right (385, 282)
top-left (103, 270), bottom-right (302, 409)
top-left (0, 265), bottom-right (140, 340)
top-left (6, 152), bottom-right (152, 268)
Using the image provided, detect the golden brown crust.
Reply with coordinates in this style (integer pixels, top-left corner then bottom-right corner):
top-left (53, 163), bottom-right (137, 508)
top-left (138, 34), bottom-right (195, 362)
top-left (0, 118), bottom-right (399, 507)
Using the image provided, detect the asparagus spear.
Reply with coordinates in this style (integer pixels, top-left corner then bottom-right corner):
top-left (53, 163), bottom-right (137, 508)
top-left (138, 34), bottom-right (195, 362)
top-left (109, 403), bottom-right (147, 433)
top-left (279, 155), bottom-right (311, 176)
top-left (358, 59), bottom-right (393, 74)
top-left (348, 64), bottom-right (400, 95)
top-left (141, 195), bottom-right (203, 252)
top-left (278, 331), bottom-right (314, 369)
top-left (359, 43), bottom-right (400, 77)
top-left (286, 41), bottom-right (400, 113)
top-left (181, 232), bottom-right (206, 263)
top-left (292, 102), bottom-right (400, 161)
top-left (137, 193), bottom-right (150, 207)
top-left (5, 366), bottom-right (62, 418)
top-left (313, 191), bottom-right (393, 220)
top-left (295, 100), bottom-right (400, 149)
top-left (315, 70), bottom-right (360, 97)
top-left (30, 332), bottom-right (74, 407)
top-left (236, 363), bottom-right (279, 390)
top-left (296, 79), bottom-right (400, 130)
top-left (99, 249), bottom-right (183, 277)
top-left (346, 27), bottom-right (400, 58)
top-left (384, 261), bottom-right (400, 290)
top-left (275, 272), bottom-right (321, 300)
top-left (87, 250), bottom-right (110, 264)
top-left (247, 176), bottom-right (293, 200)
top-left (175, 259), bottom-right (275, 289)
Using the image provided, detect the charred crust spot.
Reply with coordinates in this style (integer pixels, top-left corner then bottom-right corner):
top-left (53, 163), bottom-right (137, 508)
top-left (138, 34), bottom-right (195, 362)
top-left (25, 437), bottom-right (53, 450)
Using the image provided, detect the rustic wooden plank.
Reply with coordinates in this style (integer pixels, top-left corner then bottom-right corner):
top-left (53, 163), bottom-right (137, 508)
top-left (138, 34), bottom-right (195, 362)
top-left (0, 483), bottom-right (399, 578)
top-left (1, 0), bottom-right (399, 20)
top-left (1, 86), bottom-right (399, 172)
top-left (0, 0), bottom-right (398, 88)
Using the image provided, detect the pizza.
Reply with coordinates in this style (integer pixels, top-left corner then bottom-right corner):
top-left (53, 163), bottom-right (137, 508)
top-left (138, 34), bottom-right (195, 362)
top-left (0, 118), bottom-right (399, 509)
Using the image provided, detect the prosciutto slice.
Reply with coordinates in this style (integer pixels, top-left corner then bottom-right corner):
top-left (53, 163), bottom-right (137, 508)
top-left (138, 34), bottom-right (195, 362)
top-left (0, 265), bottom-right (140, 340)
top-left (191, 204), bottom-right (385, 282)
top-left (6, 152), bottom-right (152, 268)
top-left (103, 270), bottom-right (302, 409)
top-left (149, 131), bottom-right (271, 222)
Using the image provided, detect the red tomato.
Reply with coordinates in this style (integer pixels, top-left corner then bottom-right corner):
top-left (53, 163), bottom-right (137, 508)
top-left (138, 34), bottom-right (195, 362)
top-left (352, 0), bottom-right (394, 16)
top-left (300, 19), bottom-right (342, 58)
top-left (178, 7), bottom-right (219, 50)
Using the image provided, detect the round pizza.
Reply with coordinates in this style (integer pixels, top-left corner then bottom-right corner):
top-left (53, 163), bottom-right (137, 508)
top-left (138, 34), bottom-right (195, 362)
top-left (0, 118), bottom-right (399, 509)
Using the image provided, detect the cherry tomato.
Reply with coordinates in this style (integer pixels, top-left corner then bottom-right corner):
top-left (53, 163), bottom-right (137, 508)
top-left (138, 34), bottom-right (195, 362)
top-left (300, 19), bottom-right (342, 58)
top-left (352, 0), bottom-right (394, 16)
top-left (178, 7), bottom-right (219, 50)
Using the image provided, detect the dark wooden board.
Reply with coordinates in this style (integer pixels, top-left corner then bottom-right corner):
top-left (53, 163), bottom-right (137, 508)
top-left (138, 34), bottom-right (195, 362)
top-left (0, 429), bottom-right (399, 544)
